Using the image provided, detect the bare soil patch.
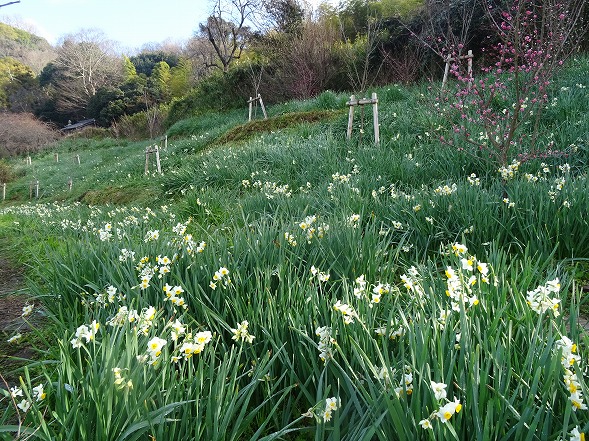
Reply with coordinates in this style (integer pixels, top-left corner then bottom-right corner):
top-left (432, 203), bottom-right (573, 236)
top-left (0, 254), bottom-right (35, 387)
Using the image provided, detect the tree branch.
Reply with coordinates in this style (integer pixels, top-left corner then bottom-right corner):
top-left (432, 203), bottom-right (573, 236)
top-left (0, 1), bottom-right (21, 8)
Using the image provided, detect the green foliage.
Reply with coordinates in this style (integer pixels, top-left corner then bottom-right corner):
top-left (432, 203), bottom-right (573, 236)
top-left (0, 160), bottom-right (14, 183)
top-left (165, 65), bottom-right (255, 127)
top-left (129, 51), bottom-right (180, 77)
top-left (0, 57), bottom-right (35, 109)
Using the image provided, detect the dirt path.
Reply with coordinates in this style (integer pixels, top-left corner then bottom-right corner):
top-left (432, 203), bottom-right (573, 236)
top-left (0, 253), bottom-right (34, 387)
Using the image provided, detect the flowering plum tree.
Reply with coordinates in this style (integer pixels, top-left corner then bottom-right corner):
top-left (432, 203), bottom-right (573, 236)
top-left (441, 0), bottom-right (587, 167)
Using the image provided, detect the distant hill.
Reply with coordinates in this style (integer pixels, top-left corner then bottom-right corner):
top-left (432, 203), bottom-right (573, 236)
top-left (0, 22), bottom-right (56, 73)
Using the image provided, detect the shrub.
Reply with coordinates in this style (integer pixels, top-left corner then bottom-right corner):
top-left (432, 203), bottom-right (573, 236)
top-left (0, 160), bottom-right (14, 183)
top-left (0, 112), bottom-right (59, 157)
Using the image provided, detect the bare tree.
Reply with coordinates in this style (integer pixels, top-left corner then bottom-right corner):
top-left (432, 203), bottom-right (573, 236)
top-left (340, 14), bottom-right (383, 93)
top-left (198, 0), bottom-right (261, 72)
top-left (274, 18), bottom-right (340, 99)
top-left (53, 29), bottom-right (123, 114)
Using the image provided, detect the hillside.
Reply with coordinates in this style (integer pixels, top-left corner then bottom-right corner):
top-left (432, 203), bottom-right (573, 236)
top-left (0, 21), bottom-right (56, 73)
top-left (0, 57), bottom-right (589, 440)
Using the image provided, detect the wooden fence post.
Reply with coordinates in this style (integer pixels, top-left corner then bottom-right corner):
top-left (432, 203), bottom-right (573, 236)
top-left (54, 153), bottom-right (59, 162)
top-left (248, 97), bottom-right (253, 122)
top-left (35, 180), bottom-right (39, 199)
top-left (27, 156), bottom-right (31, 165)
top-left (145, 147), bottom-right (150, 174)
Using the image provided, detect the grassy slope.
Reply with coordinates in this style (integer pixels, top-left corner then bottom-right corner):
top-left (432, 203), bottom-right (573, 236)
top-left (0, 56), bottom-right (588, 441)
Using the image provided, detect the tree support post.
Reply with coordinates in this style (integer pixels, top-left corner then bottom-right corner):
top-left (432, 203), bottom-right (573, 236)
top-left (145, 145), bottom-right (162, 175)
top-left (442, 50), bottom-right (474, 91)
top-left (247, 95), bottom-right (267, 121)
top-left (346, 93), bottom-right (380, 145)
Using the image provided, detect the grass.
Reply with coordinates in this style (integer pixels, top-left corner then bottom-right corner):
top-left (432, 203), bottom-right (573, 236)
top-left (0, 56), bottom-right (588, 440)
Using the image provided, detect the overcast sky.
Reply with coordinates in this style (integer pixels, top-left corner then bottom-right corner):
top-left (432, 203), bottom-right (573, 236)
top-left (1, 0), bottom-right (331, 53)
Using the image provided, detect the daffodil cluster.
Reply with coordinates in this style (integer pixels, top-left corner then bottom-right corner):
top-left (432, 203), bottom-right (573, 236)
top-left (333, 300), bottom-right (357, 325)
top-left (498, 159), bottom-right (521, 180)
top-left (526, 278), bottom-right (561, 316)
top-left (163, 284), bottom-right (188, 309)
top-left (310, 265), bottom-right (330, 283)
top-left (146, 336), bottom-right (167, 365)
top-left (352, 274), bottom-right (392, 307)
top-left (176, 331), bottom-right (213, 361)
top-left (97, 222), bottom-right (113, 241)
top-left (322, 397), bottom-right (341, 422)
top-left (70, 320), bottom-right (100, 348)
top-left (231, 320), bottom-right (255, 344)
top-left (434, 183), bottom-right (458, 195)
top-left (444, 243), bottom-right (490, 312)
top-left (210, 266), bottom-right (231, 290)
top-left (112, 367), bottom-right (133, 390)
top-left (399, 266), bottom-right (425, 296)
top-left (419, 381), bottom-right (462, 429)
top-left (315, 326), bottom-right (335, 363)
top-left (12, 383), bottom-right (46, 413)
top-left (170, 221), bottom-right (206, 258)
top-left (347, 213), bottom-right (361, 228)
top-left (555, 336), bottom-right (586, 412)
top-left (144, 229), bottom-right (160, 242)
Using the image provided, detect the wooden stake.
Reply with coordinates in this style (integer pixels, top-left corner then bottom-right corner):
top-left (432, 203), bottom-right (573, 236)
top-left (145, 147), bottom-right (150, 174)
top-left (2, 183), bottom-right (5, 201)
top-left (27, 156), bottom-right (31, 165)
top-left (68, 178), bottom-right (73, 192)
top-left (258, 94), bottom-right (267, 119)
top-left (164, 135), bottom-right (168, 150)
top-left (75, 154), bottom-right (81, 165)
top-left (35, 180), bottom-right (39, 198)
top-left (347, 95), bottom-right (355, 140)
top-left (54, 153), bottom-right (59, 162)
top-left (372, 92), bottom-right (380, 145)
top-left (155, 146), bottom-right (162, 174)
top-left (247, 95), bottom-right (267, 121)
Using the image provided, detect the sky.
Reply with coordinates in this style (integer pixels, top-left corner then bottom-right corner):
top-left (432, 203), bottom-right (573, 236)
top-left (0, 0), bottom-right (212, 51)
top-left (0, 0), bottom-right (330, 53)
